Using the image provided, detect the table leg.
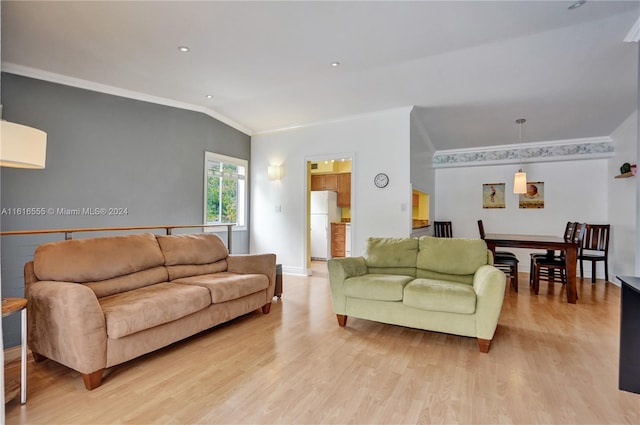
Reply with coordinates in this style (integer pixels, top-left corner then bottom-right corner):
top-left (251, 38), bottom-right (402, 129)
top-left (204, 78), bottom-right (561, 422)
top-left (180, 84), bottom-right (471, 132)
top-left (20, 308), bottom-right (26, 404)
top-left (565, 246), bottom-right (578, 304)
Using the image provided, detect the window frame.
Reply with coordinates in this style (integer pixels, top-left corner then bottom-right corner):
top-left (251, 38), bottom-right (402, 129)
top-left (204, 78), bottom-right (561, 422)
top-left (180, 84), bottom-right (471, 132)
top-left (203, 151), bottom-right (248, 231)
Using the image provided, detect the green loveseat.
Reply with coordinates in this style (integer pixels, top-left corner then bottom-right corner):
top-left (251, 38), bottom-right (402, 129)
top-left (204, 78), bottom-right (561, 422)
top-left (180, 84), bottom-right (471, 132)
top-left (327, 236), bottom-right (506, 352)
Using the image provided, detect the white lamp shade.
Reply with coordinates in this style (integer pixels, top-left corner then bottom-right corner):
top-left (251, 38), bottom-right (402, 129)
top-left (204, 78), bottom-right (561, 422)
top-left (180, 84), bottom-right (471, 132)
top-left (0, 120), bottom-right (47, 169)
top-left (513, 170), bottom-right (527, 194)
top-left (268, 164), bottom-right (282, 180)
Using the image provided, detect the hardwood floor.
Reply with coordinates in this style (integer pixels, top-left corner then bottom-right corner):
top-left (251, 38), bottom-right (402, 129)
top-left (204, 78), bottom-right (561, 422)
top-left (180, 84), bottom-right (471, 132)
top-left (5, 266), bottom-right (639, 424)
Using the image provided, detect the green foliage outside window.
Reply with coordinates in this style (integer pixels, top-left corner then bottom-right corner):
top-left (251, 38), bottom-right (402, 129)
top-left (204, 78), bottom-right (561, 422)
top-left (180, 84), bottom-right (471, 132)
top-left (205, 155), bottom-right (246, 226)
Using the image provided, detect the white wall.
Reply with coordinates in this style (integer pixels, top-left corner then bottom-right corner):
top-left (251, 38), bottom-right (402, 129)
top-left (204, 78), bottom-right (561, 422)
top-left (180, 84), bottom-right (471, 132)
top-left (608, 111), bottom-right (638, 278)
top-left (251, 107), bottom-right (412, 275)
top-left (435, 158), bottom-right (610, 277)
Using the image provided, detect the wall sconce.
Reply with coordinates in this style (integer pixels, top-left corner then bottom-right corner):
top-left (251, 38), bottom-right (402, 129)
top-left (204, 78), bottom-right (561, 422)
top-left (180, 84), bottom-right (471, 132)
top-left (268, 164), bottom-right (283, 180)
top-left (0, 119), bottom-right (47, 169)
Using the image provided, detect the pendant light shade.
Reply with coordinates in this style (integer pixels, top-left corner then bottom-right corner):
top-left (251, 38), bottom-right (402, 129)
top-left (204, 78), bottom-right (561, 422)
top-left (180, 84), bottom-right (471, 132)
top-left (0, 120), bottom-right (47, 169)
top-left (513, 118), bottom-right (526, 194)
top-left (513, 169), bottom-right (527, 194)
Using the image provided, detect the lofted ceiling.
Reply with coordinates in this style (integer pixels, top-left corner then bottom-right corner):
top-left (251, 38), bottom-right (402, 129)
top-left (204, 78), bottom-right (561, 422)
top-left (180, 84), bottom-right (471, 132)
top-left (1, 1), bottom-right (639, 150)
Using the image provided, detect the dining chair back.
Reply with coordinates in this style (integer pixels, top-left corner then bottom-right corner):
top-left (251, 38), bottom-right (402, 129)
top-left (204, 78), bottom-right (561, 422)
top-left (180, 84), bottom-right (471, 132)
top-left (532, 223), bottom-right (586, 295)
top-left (579, 224), bottom-right (610, 284)
top-left (477, 220), bottom-right (519, 292)
top-left (434, 221), bottom-right (453, 238)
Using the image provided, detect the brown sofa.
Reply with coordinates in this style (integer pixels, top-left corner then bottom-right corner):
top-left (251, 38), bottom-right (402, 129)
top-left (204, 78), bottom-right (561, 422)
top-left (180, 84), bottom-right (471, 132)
top-left (24, 232), bottom-right (276, 390)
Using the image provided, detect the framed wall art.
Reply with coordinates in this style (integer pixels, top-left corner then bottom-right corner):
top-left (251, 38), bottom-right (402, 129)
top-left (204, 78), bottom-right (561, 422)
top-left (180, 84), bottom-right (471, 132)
top-left (519, 181), bottom-right (544, 209)
top-left (482, 183), bottom-right (505, 208)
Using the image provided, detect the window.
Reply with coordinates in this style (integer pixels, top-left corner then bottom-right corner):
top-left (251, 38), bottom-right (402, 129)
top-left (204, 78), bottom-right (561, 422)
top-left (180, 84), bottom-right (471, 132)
top-left (204, 152), bottom-right (247, 229)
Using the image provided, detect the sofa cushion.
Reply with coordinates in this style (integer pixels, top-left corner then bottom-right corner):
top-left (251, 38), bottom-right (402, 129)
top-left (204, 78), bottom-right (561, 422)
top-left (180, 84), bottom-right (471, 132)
top-left (165, 262), bottom-right (228, 281)
top-left (417, 237), bottom-right (488, 276)
top-left (156, 233), bottom-right (228, 266)
top-left (344, 274), bottom-right (414, 301)
top-left (403, 278), bottom-right (476, 314)
top-left (85, 266), bottom-right (169, 298)
top-left (33, 233), bottom-right (166, 283)
top-left (99, 282), bottom-right (211, 339)
top-left (172, 272), bottom-right (269, 303)
top-left (364, 237), bottom-right (418, 269)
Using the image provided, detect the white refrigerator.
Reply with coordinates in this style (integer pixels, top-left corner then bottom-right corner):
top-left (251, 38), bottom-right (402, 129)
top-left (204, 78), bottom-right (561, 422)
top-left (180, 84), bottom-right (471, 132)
top-left (310, 191), bottom-right (341, 260)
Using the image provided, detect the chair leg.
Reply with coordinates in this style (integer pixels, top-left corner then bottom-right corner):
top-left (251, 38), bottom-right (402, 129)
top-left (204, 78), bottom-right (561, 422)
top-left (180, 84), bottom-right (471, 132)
top-left (591, 261), bottom-right (596, 284)
top-left (533, 262), bottom-right (540, 295)
top-left (604, 260), bottom-right (609, 283)
top-left (512, 263), bottom-right (518, 293)
top-left (580, 258), bottom-right (584, 278)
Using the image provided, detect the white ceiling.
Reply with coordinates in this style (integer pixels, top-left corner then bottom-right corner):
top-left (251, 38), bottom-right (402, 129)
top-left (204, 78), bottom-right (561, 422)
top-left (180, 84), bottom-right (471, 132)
top-left (2, 1), bottom-right (639, 150)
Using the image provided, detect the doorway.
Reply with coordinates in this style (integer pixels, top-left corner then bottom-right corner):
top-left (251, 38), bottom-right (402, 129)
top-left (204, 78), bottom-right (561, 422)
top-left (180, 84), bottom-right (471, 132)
top-left (306, 154), bottom-right (354, 275)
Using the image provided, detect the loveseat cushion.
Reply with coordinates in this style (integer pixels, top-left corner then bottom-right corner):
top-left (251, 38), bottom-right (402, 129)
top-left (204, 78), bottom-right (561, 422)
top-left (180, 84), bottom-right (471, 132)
top-left (172, 272), bottom-right (269, 303)
top-left (344, 274), bottom-right (414, 301)
top-left (364, 237), bottom-right (418, 276)
top-left (99, 282), bottom-right (211, 339)
top-left (403, 278), bottom-right (476, 314)
top-left (34, 233), bottom-right (165, 283)
top-left (157, 233), bottom-right (229, 280)
top-left (417, 237), bottom-right (488, 276)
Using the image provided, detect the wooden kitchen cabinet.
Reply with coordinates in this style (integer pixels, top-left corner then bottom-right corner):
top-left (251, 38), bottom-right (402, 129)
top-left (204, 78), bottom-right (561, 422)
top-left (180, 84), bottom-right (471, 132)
top-left (331, 222), bottom-right (346, 258)
top-left (311, 174), bottom-right (338, 191)
top-left (337, 173), bottom-right (351, 207)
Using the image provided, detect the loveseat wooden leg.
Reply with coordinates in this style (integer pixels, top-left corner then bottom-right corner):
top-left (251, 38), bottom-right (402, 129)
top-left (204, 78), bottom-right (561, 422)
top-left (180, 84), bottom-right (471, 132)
top-left (82, 369), bottom-right (104, 390)
top-left (336, 314), bottom-right (347, 327)
top-left (261, 303), bottom-right (272, 314)
top-left (478, 338), bottom-right (491, 353)
top-left (32, 352), bottom-right (48, 362)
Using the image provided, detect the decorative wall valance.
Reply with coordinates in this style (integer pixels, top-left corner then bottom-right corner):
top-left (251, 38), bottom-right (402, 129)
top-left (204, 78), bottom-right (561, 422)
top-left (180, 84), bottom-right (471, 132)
top-left (433, 136), bottom-right (613, 168)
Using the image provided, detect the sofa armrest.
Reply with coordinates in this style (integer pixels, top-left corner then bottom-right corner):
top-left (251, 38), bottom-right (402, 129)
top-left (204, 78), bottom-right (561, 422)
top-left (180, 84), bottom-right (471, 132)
top-left (227, 253), bottom-right (277, 300)
top-left (327, 257), bottom-right (368, 314)
top-left (26, 280), bottom-right (107, 374)
top-left (472, 265), bottom-right (507, 340)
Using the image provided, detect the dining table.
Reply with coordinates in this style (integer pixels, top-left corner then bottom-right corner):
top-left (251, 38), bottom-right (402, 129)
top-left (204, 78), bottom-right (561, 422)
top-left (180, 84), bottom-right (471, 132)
top-left (483, 233), bottom-right (580, 304)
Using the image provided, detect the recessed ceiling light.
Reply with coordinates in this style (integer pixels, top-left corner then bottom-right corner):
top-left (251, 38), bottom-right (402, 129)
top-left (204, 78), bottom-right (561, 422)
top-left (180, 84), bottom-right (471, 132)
top-left (330, 61), bottom-right (340, 68)
top-left (178, 46), bottom-right (190, 52)
top-left (205, 94), bottom-right (213, 99)
top-left (568, 0), bottom-right (586, 10)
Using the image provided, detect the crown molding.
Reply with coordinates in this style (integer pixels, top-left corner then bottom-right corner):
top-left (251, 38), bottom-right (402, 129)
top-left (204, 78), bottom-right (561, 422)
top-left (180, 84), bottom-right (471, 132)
top-left (624, 16), bottom-right (640, 42)
top-left (433, 136), bottom-right (614, 168)
top-left (1, 63), bottom-right (253, 135)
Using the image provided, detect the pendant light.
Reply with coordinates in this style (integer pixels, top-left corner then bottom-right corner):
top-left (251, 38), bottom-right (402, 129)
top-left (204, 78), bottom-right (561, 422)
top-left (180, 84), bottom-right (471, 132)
top-left (513, 118), bottom-right (527, 194)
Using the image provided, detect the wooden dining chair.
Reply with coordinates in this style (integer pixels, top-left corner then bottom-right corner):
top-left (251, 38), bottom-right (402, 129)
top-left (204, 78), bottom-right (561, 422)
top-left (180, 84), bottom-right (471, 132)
top-left (529, 221), bottom-right (576, 287)
top-left (433, 221), bottom-right (453, 238)
top-left (579, 224), bottom-right (610, 284)
top-left (532, 222), bottom-right (586, 295)
top-left (477, 220), bottom-right (520, 291)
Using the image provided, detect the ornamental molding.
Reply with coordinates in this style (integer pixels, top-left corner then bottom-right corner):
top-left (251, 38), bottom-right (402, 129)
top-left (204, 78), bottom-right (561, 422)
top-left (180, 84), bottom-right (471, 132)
top-left (432, 136), bottom-right (614, 168)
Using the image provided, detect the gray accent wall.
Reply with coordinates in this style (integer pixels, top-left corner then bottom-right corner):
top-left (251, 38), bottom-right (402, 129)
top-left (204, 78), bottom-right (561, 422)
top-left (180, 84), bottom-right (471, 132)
top-left (0, 73), bottom-right (251, 347)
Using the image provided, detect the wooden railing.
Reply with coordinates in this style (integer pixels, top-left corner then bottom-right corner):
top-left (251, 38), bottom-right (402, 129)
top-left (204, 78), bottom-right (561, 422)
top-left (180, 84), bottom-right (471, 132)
top-left (0, 224), bottom-right (236, 252)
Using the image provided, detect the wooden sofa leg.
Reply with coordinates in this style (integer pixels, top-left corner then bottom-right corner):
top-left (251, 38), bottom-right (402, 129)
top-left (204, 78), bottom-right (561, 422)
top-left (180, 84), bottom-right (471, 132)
top-left (336, 314), bottom-right (347, 327)
top-left (478, 338), bottom-right (491, 353)
top-left (82, 369), bottom-right (104, 390)
top-left (261, 303), bottom-right (272, 314)
top-left (32, 352), bottom-right (48, 362)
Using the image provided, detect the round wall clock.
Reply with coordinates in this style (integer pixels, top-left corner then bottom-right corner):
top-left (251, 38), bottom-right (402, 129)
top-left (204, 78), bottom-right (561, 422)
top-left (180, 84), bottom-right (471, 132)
top-left (374, 173), bottom-right (389, 188)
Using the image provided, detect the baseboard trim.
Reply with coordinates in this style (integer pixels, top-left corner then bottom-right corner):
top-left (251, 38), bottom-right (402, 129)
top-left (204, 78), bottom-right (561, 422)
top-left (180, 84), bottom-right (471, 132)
top-left (3, 345), bottom-right (23, 365)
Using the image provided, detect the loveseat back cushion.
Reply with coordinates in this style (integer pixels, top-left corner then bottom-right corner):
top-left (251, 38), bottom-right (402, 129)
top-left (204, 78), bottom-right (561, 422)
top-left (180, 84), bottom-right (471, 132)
top-left (417, 237), bottom-right (488, 276)
top-left (33, 233), bottom-right (166, 283)
top-left (156, 233), bottom-right (229, 280)
top-left (403, 278), bottom-right (476, 314)
top-left (364, 237), bottom-right (418, 271)
top-left (344, 274), bottom-right (414, 301)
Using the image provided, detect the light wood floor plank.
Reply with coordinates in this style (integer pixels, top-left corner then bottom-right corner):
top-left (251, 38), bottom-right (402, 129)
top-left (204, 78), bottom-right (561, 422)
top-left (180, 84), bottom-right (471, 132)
top-left (5, 265), bottom-right (640, 424)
